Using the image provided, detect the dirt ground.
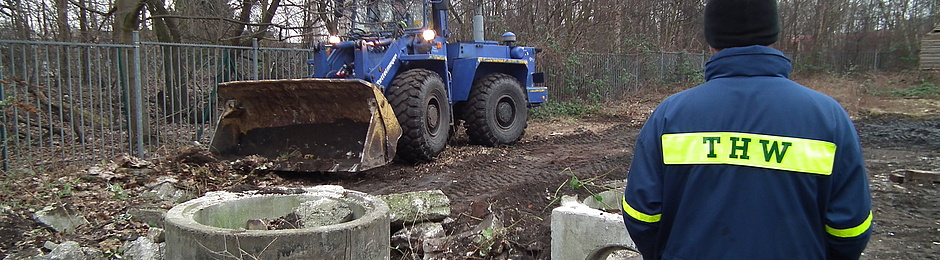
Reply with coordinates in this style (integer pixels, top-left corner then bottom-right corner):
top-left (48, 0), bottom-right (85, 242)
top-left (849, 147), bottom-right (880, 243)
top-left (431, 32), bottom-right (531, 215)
top-left (1, 73), bottom-right (939, 259)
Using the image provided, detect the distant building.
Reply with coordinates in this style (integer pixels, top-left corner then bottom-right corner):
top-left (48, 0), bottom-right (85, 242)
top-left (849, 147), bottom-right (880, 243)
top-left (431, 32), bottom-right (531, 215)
top-left (920, 25), bottom-right (940, 70)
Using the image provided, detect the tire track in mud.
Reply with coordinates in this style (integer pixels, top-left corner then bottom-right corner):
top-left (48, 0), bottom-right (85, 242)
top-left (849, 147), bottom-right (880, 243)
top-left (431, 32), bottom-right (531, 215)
top-left (436, 123), bottom-right (638, 212)
top-left (856, 114), bottom-right (940, 151)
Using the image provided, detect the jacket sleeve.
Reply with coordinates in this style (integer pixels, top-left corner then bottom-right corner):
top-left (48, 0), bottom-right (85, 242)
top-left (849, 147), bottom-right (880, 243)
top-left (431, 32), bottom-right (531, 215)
top-left (825, 116), bottom-right (873, 260)
top-left (623, 118), bottom-right (665, 259)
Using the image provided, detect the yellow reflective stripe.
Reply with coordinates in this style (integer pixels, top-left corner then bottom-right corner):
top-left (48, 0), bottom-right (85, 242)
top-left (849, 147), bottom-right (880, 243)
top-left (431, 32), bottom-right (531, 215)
top-left (478, 57), bottom-right (528, 64)
top-left (661, 132), bottom-right (837, 175)
top-left (826, 211), bottom-right (873, 238)
top-left (621, 196), bottom-right (661, 223)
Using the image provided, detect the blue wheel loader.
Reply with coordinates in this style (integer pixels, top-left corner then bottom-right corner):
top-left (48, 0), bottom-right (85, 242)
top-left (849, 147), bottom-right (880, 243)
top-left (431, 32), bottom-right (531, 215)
top-left (209, 0), bottom-right (547, 172)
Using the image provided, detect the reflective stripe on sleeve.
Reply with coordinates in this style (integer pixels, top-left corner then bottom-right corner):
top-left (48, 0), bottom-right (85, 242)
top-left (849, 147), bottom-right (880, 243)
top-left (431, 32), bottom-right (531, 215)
top-left (661, 132), bottom-right (837, 175)
top-left (622, 196), bottom-right (661, 223)
top-left (826, 211), bottom-right (873, 238)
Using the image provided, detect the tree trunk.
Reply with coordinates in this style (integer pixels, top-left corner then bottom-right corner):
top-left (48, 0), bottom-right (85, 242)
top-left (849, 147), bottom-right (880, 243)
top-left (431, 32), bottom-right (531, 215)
top-left (111, 0), bottom-right (153, 152)
top-left (145, 0), bottom-right (191, 123)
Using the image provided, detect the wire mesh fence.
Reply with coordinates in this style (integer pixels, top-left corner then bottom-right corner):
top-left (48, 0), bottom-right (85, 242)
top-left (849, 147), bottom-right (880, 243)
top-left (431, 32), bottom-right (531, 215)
top-left (0, 35), bottom-right (895, 171)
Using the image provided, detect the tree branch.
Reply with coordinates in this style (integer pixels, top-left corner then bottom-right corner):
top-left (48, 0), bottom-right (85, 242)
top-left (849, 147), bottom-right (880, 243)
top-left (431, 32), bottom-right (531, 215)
top-left (67, 0), bottom-right (114, 16)
top-left (146, 14), bottom-right (274, 27)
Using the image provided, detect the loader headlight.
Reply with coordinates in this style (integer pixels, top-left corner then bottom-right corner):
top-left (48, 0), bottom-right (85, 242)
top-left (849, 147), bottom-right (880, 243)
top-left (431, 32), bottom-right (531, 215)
top-left (328, 35), bottom-right (342, 44)
top-left (422, 29), bottom-right (436, 41)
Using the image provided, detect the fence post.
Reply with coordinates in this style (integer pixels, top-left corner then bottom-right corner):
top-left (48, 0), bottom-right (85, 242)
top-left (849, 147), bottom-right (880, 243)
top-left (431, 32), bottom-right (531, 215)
top-left (633, 52), bottom-right (643, 91)
top-left (131, 31), bottom-right (145, 157)
top-left (252, 38), bottom-right (259, 80)
top-left (0, 47), bottom-right (6, 171)
top-left (702, 51), bottom-right (706, 68)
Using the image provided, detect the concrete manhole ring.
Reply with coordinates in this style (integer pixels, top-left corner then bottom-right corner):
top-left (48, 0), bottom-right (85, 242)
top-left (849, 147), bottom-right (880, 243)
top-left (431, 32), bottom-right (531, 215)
top-left (165, 185), bottom-right (389, 260)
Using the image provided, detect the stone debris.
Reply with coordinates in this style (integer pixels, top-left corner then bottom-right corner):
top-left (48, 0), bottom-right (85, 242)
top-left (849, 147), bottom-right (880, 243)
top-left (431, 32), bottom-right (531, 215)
top-left (127, 207), bottom-right (167, 228)
top-left (246, 219), bottom-right (269, 230)
top-left (33, 205), bottom-right (89, 232)
top-left (25, 241), bottom-right (103, 260)
top-left (18, 188), bottom-right (459, 260)
top-left (146, 227), bottom-right (166, 243)
top-left (380, 190), bottom-right (450, 226)
top-left (141, 177), bottom-right (194, 204)
top-left (294, 197), bottom-right (354, 227)
top-left (582, 189), bottom-right (624, 211)
top-left (390, 222), bottom-right (445, 252)
top-left (121, 237), bottom-right (164, 260)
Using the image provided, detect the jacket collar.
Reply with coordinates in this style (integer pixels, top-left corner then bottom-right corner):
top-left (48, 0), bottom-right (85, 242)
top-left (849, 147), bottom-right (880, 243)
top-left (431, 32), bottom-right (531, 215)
top-left (704, 45), bottom-right (792, 81)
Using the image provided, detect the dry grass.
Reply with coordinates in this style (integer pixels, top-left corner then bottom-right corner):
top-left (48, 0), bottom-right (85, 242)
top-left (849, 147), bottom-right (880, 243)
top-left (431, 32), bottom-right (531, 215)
top-left (594, 71), bottom-right (940, 121)
top-left (794, 70), bottom-right (940, 118)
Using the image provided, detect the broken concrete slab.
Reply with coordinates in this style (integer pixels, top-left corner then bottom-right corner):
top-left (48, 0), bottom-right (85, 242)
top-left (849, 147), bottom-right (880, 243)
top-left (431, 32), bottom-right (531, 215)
top-left (551, 198), bottom-right (640, 260)
top-left (146, 227), bottom-right (166, 243)
top-left (293, 197), bottom-right (354, 227)
top-left (127, 207), bottom-right (167, 228)
top-left (583, 189), bottom-right (623, 211)
top-left (33, 205), bottom-right (89, 232)
top-left (30, 241), bottom-right (103, 260)
top-left (122, 237), bottom-right (164, 260)
top-left (380, 190), bottom-right (450, 226)
top-left (141, 178), bottom-right (194, 204)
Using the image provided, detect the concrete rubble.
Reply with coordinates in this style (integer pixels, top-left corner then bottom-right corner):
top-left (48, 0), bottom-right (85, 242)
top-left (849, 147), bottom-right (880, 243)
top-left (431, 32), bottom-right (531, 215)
top-left (127, 207), bottom-right (167, 228)
top-left (16, 188), bottom-right (471, 260)
top-left (552, 195), bottom-right (642, 260)
top-left (121, 237), bottom-right (164, 260)
top-left (582, 189), bottom-right (624, 211)
top-left (19, 241), bottom-right (103, 260)
top-left (140, 177), bottom-right (194, 204)
top-left (379, 190), bottom-right (451, 226)
top-left (33, 205), bottom-right (89, 232)
top-left (294, 197), bottom-right (354, 227)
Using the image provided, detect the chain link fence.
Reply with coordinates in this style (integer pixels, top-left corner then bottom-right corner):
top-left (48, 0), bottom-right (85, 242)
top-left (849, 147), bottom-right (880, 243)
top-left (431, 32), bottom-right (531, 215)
top-left (0, 35), bottom-right (897, 171)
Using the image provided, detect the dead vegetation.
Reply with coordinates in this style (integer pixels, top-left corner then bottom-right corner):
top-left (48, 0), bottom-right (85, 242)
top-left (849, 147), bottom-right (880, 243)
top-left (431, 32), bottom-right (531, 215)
top-left (0, 71), bottom-right (938, 259)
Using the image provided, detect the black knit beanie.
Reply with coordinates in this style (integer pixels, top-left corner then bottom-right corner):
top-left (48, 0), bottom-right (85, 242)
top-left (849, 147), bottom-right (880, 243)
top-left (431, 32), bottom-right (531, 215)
top-left (704, 0), bottom-right (780, 49)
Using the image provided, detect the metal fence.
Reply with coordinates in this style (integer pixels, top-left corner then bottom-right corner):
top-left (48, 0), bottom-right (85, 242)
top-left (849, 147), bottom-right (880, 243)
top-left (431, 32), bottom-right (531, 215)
top-left (0, 32), bottom-right (313, 170)
top-left (0, 35), bottom-right (897, 170)
top-left (542, 52), bottom-right (710, 102)
top-left (541, 50), bottom-right (897, 102)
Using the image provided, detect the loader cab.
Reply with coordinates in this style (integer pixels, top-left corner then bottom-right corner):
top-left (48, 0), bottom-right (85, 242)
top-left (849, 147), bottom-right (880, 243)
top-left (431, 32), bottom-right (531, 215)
top-left (310, 0), bottom-right (448, 83)
top-left (331, 0), bottom-right (436, 38)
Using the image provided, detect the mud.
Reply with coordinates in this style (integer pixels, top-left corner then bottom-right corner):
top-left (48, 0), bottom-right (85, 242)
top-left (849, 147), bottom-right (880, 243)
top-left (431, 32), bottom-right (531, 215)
top-left (314, 113), bottom-right (940, 259)
top-left (1, 103), bottom-right (937, 259)
top-left (220, 121), bottom-right (370, 171)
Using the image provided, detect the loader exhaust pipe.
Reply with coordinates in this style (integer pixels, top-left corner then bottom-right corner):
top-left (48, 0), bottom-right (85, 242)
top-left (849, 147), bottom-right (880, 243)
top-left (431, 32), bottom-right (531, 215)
top-left (473, 0), bottom-right (484, 41)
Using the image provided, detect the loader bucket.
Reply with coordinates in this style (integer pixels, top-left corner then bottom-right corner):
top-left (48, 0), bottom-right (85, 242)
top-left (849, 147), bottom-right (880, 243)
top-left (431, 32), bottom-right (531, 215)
top-left (208, 78), bottom-right (401, 172)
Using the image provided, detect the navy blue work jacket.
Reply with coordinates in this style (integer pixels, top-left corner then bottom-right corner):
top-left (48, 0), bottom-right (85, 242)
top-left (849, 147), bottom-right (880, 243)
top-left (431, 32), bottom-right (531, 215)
top-left (622, 45), bottom-right (872, 260)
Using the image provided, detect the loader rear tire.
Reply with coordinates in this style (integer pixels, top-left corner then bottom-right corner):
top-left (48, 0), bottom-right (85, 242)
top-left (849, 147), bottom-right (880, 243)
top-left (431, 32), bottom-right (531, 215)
top-left (388, 69), bottom-right (450, 163)
top-left (463, 73), bottom-right (527, 146)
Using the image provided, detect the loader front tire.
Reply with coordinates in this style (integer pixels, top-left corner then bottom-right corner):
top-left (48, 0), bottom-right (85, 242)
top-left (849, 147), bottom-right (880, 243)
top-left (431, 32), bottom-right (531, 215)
top-left (463, 73), bottom-right (527, 146)
top-left (388, 69), bottom-right (450, 163)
